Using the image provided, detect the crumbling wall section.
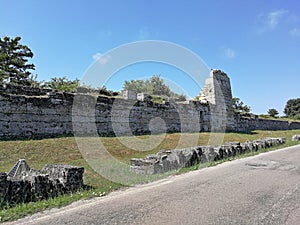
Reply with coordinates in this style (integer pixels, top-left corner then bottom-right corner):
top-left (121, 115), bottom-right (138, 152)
top-left (130, 137), bottom-right (286, 174)
top-left (0, 164), bottom-right (84, 204)
top-left (198, 69), bottom-right (235, 131)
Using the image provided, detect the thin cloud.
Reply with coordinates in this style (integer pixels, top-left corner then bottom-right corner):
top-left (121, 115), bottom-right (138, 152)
top-left (92, 52), bottom-right (102, 61)
top-left (267, 10), bottom-right (288, 29)
top-left (92, 52), bottom-right (111, 65)
top-left (257, 9), bottom-right (288, 33)
top-left (289, 28), bottom-right (300, 37)
top-left (223, 47), bottom-right (236, 59)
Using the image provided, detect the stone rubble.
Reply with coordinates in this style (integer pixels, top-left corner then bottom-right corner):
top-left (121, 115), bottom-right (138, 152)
top-left (130, 137), bottom-right (286, 174)
top-left (292, 135), bottom-right (300, 141)
top-left (0, 161), bottom-right (84, 204)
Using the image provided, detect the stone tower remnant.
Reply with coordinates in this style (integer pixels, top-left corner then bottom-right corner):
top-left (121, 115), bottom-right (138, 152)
top-left (198, 69), bottom-right (234, 131)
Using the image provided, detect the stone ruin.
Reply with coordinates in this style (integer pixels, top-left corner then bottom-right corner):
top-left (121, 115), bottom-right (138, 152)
top-left (0, 69), bottom-right (300, 140)
top-left (292, 135), bottom-right (300, 141)
top-left (0, 160), bottom-right (84, 204)
top-left (130, 137), bottom-right (286, 174)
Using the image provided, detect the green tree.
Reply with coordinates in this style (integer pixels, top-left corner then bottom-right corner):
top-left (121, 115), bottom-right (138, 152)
top-left (149, 75), bottom-right (171, 96)
top-left (232, 97), bottom-right (251, 113)
top-left (0, 36), bottom-right (36, 85)
top-left (42, 77), bottom-right (80, 92)
top-left (123, 75), bottom-right (186, 100)
top-left (123, 79), bottom-right (150, 93)
top-left (284, 98), bottom-right (300, 118)
top-left (268, 108), bottom-right (279, 118)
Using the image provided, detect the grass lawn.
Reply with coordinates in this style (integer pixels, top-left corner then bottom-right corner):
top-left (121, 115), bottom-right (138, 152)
top-left (0, 130), bottom-right (300, 222)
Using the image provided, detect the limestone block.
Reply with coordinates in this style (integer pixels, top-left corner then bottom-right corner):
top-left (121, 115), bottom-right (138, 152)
top-left (292, 135), bottom-right (300, 141)
top-left (41, 164), bottom-right (84, 192)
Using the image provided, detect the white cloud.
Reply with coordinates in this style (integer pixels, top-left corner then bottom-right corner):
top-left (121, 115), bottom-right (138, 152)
top-left (257, 9), bottom-right (288, 33)
top-left (92, 52), bottom-right (111, 65)
top-left (289, 28), bottom-right (300, 37)
top-left (267, 9), bottom-right (288, 29)
top-left (92, 52), bottom-right (102, 61)
top-left (256, 10), bottom-right (300, 38)
top-left (223, 47), bottom-right (236, 59)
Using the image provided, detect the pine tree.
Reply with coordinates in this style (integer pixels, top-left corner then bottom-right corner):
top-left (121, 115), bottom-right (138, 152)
top-left (0, 36), bottom-right (35, 85)
top-left (268, 108), bottom-right (279, 118)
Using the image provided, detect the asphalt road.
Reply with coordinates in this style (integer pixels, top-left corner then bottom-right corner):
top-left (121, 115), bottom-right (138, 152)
top-left (5, 144), bottom-right (300, 225)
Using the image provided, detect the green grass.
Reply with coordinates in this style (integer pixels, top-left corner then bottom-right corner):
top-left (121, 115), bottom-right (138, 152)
top-left (0, 130), bottom-right (300, 222)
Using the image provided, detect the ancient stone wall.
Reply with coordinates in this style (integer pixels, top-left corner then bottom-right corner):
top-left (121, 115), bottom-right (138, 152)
top-left (0, 84), bottom-right (211, 139)
top-left (0, 69), bottom-right (300, 140)
top-left (234, 114), bottom-right (299, 132)
top-left (0, 83), bottom-right (52, 96)
top-left (0, 90), bottom-right (74, 139)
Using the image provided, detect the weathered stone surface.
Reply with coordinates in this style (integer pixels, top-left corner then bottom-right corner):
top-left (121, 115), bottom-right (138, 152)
top-left (41, 164), bottom-right (84, 192)
top-left (292, 135), bottom-right (300, 141)
top-left (0, 162), bottom-right (84, 204)
top-left (130, 137), bottom-right (286, 174)
top-left (0, 71), bottom-right (300, 140)
top-left (233, 114), bottom-right (297, 132)
top-left (0, 84), bottom-right (211, 139)
top-left (0, 172), bottom-right (8, 199)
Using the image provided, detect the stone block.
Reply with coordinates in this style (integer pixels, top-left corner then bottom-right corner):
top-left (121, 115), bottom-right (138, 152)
top-left (292, 135), bottom-right (300, 141)
top-left (41, 164), bottom-right (84, 192)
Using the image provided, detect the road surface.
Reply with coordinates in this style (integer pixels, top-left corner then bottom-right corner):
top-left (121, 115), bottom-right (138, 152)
top-left (5, 144), bottom-right (300, 225)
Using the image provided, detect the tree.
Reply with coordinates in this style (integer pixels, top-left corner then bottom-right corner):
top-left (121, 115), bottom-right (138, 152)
top-left (284, 98), bottom-right (300, 118)
top-left (0, 36), bottom-right (36, 85)
top-left (123, 79), bottom-right (150, 93)
top-left (42, 76), bottom-right (80, 92)
top-left (232, 97), bottom-right (251, 113)
top-left (148, 75), bottom-right (171, 96)
top-left (123, 75), bottom-right (186, 100)
top-left (268, 108), bottom-right (279, 118)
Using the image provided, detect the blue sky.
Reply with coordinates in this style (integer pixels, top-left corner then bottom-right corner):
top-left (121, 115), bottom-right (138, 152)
top-left (1, 0), bottom-right (299, 115)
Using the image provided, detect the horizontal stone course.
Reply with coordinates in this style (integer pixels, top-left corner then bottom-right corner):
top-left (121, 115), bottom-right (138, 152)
top-left (1, 72), bottom-right (300, 140)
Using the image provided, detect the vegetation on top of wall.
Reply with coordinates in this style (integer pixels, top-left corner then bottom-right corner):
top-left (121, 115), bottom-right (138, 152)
top-left (0, 36), bottom-right (118, 96)
top-left (41, 77), bottom-right (80, 93)
top-left (123, 75), bottom-right (187, 101)
top-left (232, 97), bottom-right (251, 113)
top-left (284, 98), bottom-right (300, 119)
top-left (267, 108), bottom-right (279, 118)
top-left (259, 99), bottom-right (300, 121)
